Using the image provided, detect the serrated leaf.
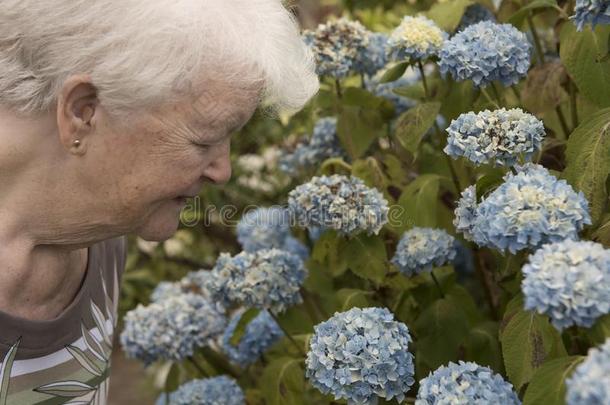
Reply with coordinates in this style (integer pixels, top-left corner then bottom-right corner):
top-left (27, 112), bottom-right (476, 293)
top-left (426, 0), bottom-right (473, 31)
top-left (393, 102), bottom-right (441, 155)
top-left (337, 105), bottom-right (386, 159)
top-left (509, 0), bottom-right (558, 26)
top-left (344, 234), bottom-right (388, 284)
top-left (394, 175), bottom-right (441, 232)
top-left (414, 297), bottom-right (471, 379)
top-left (261, 357), bottom-right (305, 405)
top-left (560, 24), bottom-right (610, 108)
top-left (311, 230), bottom-right (349, 277)
top-left (523, 356), bottom-right (584, 405)
top-left (500, 296), bottom-right (568, 390)
top-left (463, 322), bottom-right (504, 372)
top-left (336, 289), bottom-right (374, 311)
top-left (380, 62), bottom-right (409, 83)
top-left (230, 308), bottom-right (261, 347)
top-left (562, 107), bottom-right (610, 224)
top-left (351, 157), bottom-right (389, 194)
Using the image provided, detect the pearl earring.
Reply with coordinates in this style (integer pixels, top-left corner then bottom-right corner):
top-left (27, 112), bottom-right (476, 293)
top-left (73, 139), bottom-right (81, 147)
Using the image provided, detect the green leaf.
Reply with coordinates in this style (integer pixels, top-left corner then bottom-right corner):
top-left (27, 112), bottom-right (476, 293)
top-left (261, 357), bottom-right (306, 405)
top-left (343, 234), bottom-right (388, 284)
top-left (475, 170), bottom-right (505, 200)
top-left (414, 297), bottom-right (471, 378)
top-left (230, 308), bottom-right (261, 346)
top-left (311, 229), bottom-right (349, 277)
top-left (523, 356), bottom-right (585, 405)
top-left (0, 339), bottom-right (20, 405)
top-left (164, 362), bottom-right (181, 393)
top-left (463, 322), bottom-right (504, 372)
top-left (380, 62), bottom-right (409, 83)
top-left (336, 288), bottom-right (375, 311)
top-left (393, 102), bottom-right (441, 155)
top-left (560, 24), bottom-right (610, 108)
top-left (562, 107), bottom-right (610, 224)
top-left (508, 0), bottom-right (558, 27)
top-left (319, 158), bottom-right (352, 176)
top-left (337, 105), bottom-right (386, 159)
top-left (426, 0), bottom-right (473, 31)
top-left (351, 158), bottom-right (389, 193)
top-left (500, 296), bottom-right (568, 390)
top-left (394, 175), bottom-right (442, 232)
top-left (591, 214), bottom-right (610, 248)
top-left (588, 314), bottom-right (610, 345)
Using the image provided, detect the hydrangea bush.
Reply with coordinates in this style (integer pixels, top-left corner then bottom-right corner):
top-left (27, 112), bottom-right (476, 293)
top-left (120, 1), bottom-right (610, 404)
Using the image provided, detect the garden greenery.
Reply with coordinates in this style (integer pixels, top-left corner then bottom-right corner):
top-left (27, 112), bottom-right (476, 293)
top-left (120, 0), bottom-right (610, 403)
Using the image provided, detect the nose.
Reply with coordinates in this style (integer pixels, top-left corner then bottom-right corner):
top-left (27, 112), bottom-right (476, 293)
top-left (202, 142), bottom-right (232, 185)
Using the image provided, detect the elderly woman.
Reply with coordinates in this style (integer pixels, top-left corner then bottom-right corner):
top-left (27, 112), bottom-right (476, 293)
top-left (0, 0), bottom-right (317, 403)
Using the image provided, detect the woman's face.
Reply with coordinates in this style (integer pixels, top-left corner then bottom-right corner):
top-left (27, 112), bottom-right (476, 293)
top-left (77, 80), bottom-right (261, 242)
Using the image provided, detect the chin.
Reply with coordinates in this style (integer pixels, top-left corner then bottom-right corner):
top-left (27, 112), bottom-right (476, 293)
top-left (135, 206), bottom-right (184, 242)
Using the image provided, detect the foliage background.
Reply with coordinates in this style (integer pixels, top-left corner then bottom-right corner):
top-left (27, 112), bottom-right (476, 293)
top-left (108, 0), bottom-right (610, 403)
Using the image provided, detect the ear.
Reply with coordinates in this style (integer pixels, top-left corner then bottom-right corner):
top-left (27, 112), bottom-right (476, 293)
top-left (56, 74), bottom-right (99, 155)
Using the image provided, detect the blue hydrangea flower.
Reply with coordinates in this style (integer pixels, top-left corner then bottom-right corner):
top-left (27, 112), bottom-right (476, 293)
top-left (453, 185), bottom-right (478, 242)
top-left (120, 293), bottom-right (226, 365)
top-left (303, 18), bottom-right (369, 78)
top-left (455, 164), bottom-right (591, 253)
top-left (237, 206), bottom-right (290, 252)
top-left (308, 226), bottom-right (326, 242)
top-left (354, 32), bottom-right (390, 76)
top-left (236, 206), bottom-right (310, 260)
top-left (391, 227), bottom-right (457, 276)
top-left (156, 376), bottom-right (245, 405)
top-left (522, 240), bottom-right (610, 330)
top-left (151, 281), bottom-right (183, 303)
top-left (221, 309), bottom-right (283, 366)
top-left (204, 249), bottom-right (307, 314)
top-left (288, 175), bottom-right (389, 236)
top-left (571, 0), bottom-right (610, 31)
top-left (566, 338), bottom-right (610, 405)
top-left (388, 16), bottom-right (447, 61)
top-left (439, 21), bottom-right (531, 87)
top-left (456, 4), bottom-right (496, 32)
top-left (416, 361), bottom-right (520, 404)
top-left (444, 108), bottom-right (545, 167)
top-left (306, 307), bottom-right (415, 404)
top-left (364, 70), bottom-right (419, 116)
top-left (279, 117), bottom-right (347, 176)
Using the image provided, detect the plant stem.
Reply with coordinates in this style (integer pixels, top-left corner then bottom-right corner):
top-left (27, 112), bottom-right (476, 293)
top-left (480, 87), bottom-right (500, 109)
top-left (430, 270), bottom-right (445, 299)
top-left (361, 73), bottom-right (367, 89)
top-left (269, 312), bottom-right (306, 357)
top-left (490, 82), bottom-right (505, 105)
top-left (335, 79), bottom-right (343, 99)
top-left (527, 15), bottom-right (546, 65)
top-left (473, 248), bottom-right (500, 320)
top-left (417, 61), bottom-right (429, 99)
top-left (187, 356), bottom-right (210, 378)
top-left (569, 78), bottom-right (579, 129)
top-left (300, 289), bottom-right (326, 323)
top-left (555, 105), bottom-right (571, 139)
top-left (392, 291), bottom-right (408, 313)
top-left (511, 85), bottom-right (522, 105)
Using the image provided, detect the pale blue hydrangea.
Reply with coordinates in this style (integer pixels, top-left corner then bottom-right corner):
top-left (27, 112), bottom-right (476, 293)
top-left (391, 227), bottom-right (457, 276)
top-left (444, 108), bottom-right (545, 167)
top-left (571, 0), bottom-right (610, 31)
top-left (388, 16), bottom-right (447, 61)
top-left (566, 338), bottom-right (610, 405)
top-left (453, 185), bottom-right (478, 242)
top-left (439, 21), bottom-right (531, 87)
top-left (221, 309), bottom-right (283, 366)
top-left (303, 18), bottom-right (369, 78)
top-left (522, 240), bottom-right (610, 330)
top-left (235, 206), bottom-right (309, 261)
top-left (156, 376), bottom-right (245, 405)
top-left (364, 71), bottom-right (418, 116)
top-left (455, 164), bottom-right (591, 253)
top-left (306, 307), bottom-right (415, 405)
top-left (416, 361), bottom-right (520, 405)
top-left (237, 206), bottom-right (290, 251)
top-left (204, 249), bottom-right (307, 314)
top-left (288, 175), bottom-right (389, 236)
top-left (354, 32), bottom-right (390, 76)
top-left (279, 117), bottom-right (347, 176)
top-left (120, 293), bottom-right (226, 365)
top-left (150, 281), bottom-right (183, 303)
top-left (150, 270), bottom-right (222, 312)
top-left (456, 4), bottom-right (496, 32)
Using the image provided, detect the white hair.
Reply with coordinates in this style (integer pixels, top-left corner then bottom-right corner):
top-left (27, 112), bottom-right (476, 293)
top-left (0, 0), bottom-right (319, 118)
